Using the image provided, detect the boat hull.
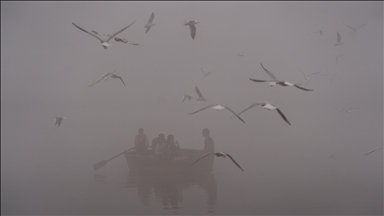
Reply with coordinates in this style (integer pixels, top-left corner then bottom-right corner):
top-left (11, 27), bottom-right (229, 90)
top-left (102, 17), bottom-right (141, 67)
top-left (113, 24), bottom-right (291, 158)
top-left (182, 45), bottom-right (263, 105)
top-left (124, 148), bottom-right (214, 173)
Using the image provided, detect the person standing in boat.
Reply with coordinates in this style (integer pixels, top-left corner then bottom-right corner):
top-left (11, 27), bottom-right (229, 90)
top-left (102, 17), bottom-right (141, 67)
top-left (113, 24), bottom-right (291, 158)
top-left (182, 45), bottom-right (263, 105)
top-left (134, 128), bottom-right (149, 155)
top-left (165, 134), bottom-right (180, 157)
top-left (201, 128), bottom-right (214, 155)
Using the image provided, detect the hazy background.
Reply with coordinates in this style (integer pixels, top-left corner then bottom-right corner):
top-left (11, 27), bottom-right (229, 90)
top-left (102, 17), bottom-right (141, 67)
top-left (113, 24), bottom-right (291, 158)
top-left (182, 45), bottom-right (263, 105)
top-left (1, 1), bottom-right (383, 215)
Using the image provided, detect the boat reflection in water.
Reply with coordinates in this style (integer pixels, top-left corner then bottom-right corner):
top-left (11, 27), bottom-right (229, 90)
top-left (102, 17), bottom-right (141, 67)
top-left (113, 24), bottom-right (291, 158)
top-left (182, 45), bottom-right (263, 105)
top-left (125, 170), bottom-right (217, 214)
top-left (94, 149), bottom-right (218, 214)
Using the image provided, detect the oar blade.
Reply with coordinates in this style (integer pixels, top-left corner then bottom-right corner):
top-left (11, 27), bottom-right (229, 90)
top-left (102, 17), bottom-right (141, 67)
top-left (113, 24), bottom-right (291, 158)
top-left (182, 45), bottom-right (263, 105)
top-left (93, 160), bottom-right (108, 171)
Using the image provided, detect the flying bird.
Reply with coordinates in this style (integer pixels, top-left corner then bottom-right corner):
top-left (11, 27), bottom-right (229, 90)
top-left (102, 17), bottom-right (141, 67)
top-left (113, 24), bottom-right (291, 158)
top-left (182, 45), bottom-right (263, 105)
top-left (364, 147), bottom-right (383, 156)
top-left (232, 102), bottom-right (291, 126)
top-left (297, 67), bottom-right (321, 86)
top-left (195, 86), bottom-right (208, 102)
top-left (184, 20), bottom-right (199, 40)
top-left (144, 12), bottom-right (155, 33)
top-left (89, 69), bottom-right (117, 87)
top-left (182, 94), bottom-right (193, 102)
top-left (191, 152), bottom-right (244, 171)
top-left (334, 31), bottom-right (344, 46)
top-left (54, 117), bottom-right (66, 127)
top-left (109, 74), bottom-right (126, 87)
top-left (201, 68), bottom-right (212, 78)
top-left (91, 31), bottom-right (139, 45)
top-left (237, 51), bottom-right (245, 57)
top-left (308, 20), bottom-right (326, 36)
top-left (343, 22), bottom-right (367, 34)
top-left (250, 63), bottom-right (314, 91)
top-left (339, 108), bottom-right (359, 113)
top-left (188, 104), bottom-right (246, 124)
top-left (72, 20), bottom-right (136, 49)
top-left (328, 153), bottom-right (337, 159)
top-left (336, 54), bottom-right (346, 65)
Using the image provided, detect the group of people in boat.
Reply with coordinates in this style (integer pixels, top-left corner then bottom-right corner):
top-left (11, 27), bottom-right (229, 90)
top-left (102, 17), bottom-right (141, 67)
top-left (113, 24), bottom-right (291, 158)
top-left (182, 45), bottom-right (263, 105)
top-left (133, 128), bottom-right (214, 157)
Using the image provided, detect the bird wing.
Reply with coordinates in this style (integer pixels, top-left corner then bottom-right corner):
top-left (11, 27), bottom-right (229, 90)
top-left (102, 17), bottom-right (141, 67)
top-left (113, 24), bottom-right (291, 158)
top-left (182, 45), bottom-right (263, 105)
top-left (189, 24), bottom-right (196, 39)
top-left (297, 67), bottom-right (307, 78)
top-left (355, 22), bottom-right (367, 30)
top-left (249, 78), bottom-right (270, 82)
top-left (148, 12), bottom-right (155, 24)
top-left (127, 41), bottom-right (139, 45)
top-left (57, 119), bottom-right (62, 127)
top-left (114, 75), bottom-right (126, 87)
top-left (106, 20), bottom-right (136, 42)
top-left (223, 106), bottom-right (246, 124)
top-left (145, 26), bottom-right (151, 34)
top-left (260, 63), bottom-right (278, 81)
top-left (72, 22), bottom-right (104, 43)
top-left (190, 153), bottom-right (215, 167)
top-left (343, 23), bottom-right (356, 31)
top-left (337, 31), bottom-right (341, 43)
top-left (89, 76), bottom-right (105, 87)
top-left (195, 86), bottom-right (204, 99)
top-left (294, 84), bottom-right (313, 91)
top-left (182, 94), bottom-right (187, 102)
top-left (364, 147), bottom-right (383, 155)
top-left (232, 103), bottom-right (263, 118)
top-left (224, 153), bottom-right (244, 171)
top-left (276, 108), bottom-right (291, 125)
top-left (188, 104), bottom-right (216, 115)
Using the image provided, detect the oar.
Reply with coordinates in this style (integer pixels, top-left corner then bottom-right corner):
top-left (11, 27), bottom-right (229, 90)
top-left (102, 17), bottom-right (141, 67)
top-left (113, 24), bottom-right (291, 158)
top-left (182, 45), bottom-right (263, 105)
top-left (93, 146), bottom-right (135, 171)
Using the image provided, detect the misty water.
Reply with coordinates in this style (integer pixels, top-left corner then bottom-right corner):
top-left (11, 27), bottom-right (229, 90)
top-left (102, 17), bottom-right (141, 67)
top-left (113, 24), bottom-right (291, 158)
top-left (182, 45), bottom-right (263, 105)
top-left (2, 1), bottom-right (383, 215)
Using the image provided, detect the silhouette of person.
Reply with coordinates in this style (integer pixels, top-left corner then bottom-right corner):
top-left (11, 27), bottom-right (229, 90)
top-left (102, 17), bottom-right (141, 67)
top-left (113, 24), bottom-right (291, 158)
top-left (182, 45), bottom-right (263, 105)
top-left (134, 128), bottom-right (149, 155)
top-left (153, 134), bottom-right (167, 156)
top-left (165, 134), bottom-right (180, 157)
top-left (201, 128), bottom-right (214, 155)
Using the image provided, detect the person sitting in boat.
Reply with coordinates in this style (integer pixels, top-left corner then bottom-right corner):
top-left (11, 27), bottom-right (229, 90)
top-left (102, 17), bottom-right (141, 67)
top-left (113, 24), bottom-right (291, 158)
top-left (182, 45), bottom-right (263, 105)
top-left (153, 133), bottom-right (167, 156)
top-left (155, 140), bottom-right (167, 157)
top-left (165, 134), bottom-right (180, 157)
top-left (134, 128), bottom-right (149, 155)
top-left (200, 128), bottom-right (214, 155)
top-left (152, 133), bottom-right (166, 150)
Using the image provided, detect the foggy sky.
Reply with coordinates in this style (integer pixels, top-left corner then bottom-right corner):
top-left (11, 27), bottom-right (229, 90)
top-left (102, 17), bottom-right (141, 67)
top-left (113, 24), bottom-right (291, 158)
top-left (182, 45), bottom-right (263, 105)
top-left (1, 1), bottom-right (383, 215)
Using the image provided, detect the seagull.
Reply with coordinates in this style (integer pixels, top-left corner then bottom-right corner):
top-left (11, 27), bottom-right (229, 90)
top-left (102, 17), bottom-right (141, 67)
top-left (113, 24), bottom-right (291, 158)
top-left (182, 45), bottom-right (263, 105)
top-left (54, 117), bottom-right (66, 127)
top-left (184, 20), bottom-right (199, 40)
top-left (195, 86), bottom-right (208, 102)
top-left (201, 68), bottom-right (212, 78)
top-left (237, 51), bottom-right (245, 57)
top-left (188, 104), bottom-right (246, 124)
top-left (232, 102), bottom-right (291, 126)
top-left (89, 69), bottom-right (117, 87)
top-left (144, 12), bottom-right (155, 34)
top-left (297, 67), bottom-right (322, 86)
top-left (334, 31), bottom-right (344, 46)
top-left (72, 20), bottom-right (136, 49)
top-left (336, 54), bottom-right (346, 65)
top-left (343, 22), bottom-right (367, 34)
top-left (250, 63), bottom-right (314, 91)
top-left (182, 94), bottom-right (193, 102)
top-left (191, 152), bottom-right (244, 171)
top-left (339, 108), bottom-right (359, 113)
top-left (309, 20), bottom-right (326, 36)
top-left (109, 74), bottom-right (126, 87)
top-left (91, 30), bottom-right (139, 45)
top-left (364, 147), bottom-right (383, 156)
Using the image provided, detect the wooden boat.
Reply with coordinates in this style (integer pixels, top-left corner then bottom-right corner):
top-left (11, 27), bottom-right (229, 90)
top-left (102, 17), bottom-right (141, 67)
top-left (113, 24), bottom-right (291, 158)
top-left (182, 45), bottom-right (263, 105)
top-left (124, 148), bottom-right (214, 173)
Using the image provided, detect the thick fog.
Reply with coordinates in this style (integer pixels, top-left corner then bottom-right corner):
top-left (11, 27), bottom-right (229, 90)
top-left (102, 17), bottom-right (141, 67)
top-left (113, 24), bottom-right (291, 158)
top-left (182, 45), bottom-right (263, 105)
top-left (1, 1), bottom-right (383, 215)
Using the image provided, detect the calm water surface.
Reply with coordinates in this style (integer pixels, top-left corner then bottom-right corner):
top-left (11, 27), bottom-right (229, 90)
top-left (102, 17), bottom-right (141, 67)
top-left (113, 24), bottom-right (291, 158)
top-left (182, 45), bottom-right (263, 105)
top-left (2, 145), bottom-right (383, 215)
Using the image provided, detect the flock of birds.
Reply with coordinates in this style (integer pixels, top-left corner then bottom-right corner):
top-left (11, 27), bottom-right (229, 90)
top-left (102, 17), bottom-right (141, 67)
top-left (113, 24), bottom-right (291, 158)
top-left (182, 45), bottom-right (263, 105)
top-left (53, 12), bottom-right (381, 172)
